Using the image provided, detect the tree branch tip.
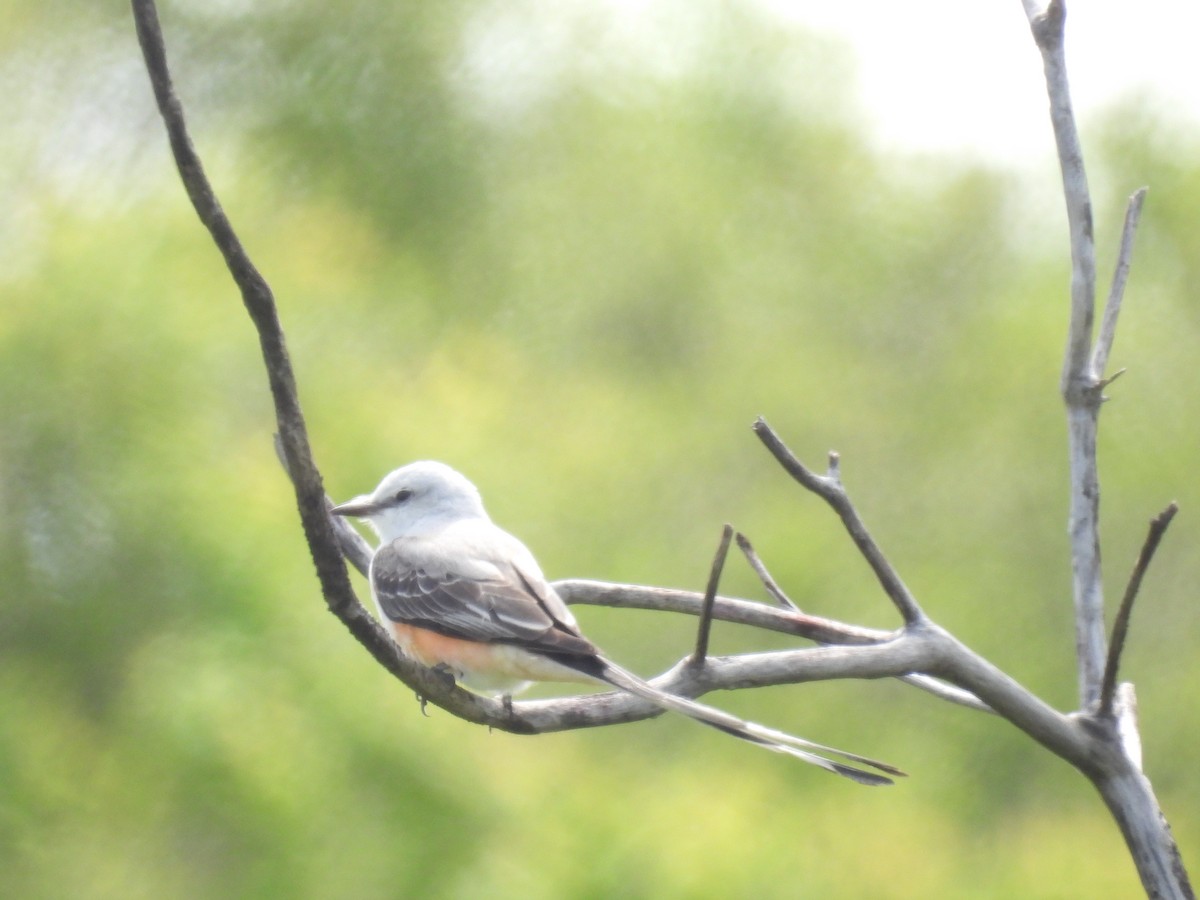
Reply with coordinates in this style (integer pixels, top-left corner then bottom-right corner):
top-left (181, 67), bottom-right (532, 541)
top-left (826, 451), bottom-right (842, 480)
top-left (734, 530), bottom-right (803, 612)
top-left (1030, 0), bottom-right (1065, 46)
top-left (1097, 367), bottom-right (1126, 391)
top-left (1122, 187), bottom-right (1148, 225)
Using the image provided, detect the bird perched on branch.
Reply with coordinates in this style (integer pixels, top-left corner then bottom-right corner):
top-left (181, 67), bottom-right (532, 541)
top-left (332, 460), bottom-right (901, 785)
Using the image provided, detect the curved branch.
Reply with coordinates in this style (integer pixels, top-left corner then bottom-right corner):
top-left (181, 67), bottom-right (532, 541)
top-left (132, 0), bottom-right (493, 725)
top-left (690, 525), bottom-right (733, 664)
top-left (1099, 503), bottom-right (1178, 717)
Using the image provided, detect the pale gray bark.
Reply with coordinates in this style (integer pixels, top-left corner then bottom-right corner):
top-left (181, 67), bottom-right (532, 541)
top-left (1021, 2), bottom-right (1190, 895)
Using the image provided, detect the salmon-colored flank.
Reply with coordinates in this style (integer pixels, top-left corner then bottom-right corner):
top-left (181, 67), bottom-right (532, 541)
top-left (387, 622), bottom-right (594, 688)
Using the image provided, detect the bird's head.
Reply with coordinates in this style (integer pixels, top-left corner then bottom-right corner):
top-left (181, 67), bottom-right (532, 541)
top-left (331, 460), bottom-right (488, 541)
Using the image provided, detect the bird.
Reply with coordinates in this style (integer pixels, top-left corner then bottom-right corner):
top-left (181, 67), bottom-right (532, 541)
top-left (331, 460), bottom-right (902, 785)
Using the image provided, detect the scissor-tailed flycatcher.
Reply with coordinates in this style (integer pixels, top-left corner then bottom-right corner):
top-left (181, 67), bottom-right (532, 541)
top-left (332, 461), bottom-right (901, 785)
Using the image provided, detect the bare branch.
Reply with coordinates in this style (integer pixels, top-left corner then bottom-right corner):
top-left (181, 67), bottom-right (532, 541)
top-left (1099, 503), bottom-right (1178, 717)
top-left (134, 0), bottom-right (335, 604)
top-left (132, 0), bottom-right (507, 727)
top-left (1093, 764), bottom-right (1194, 900)
top-left (1092, 187), bottom-right (1149, 380)
top-left (1022, 4), bottom-right (1194, 894)
top-left (691, 525), bottom-right (733, 664)
top-left (752, 417), bottom-right (926, 626)
top-left (736, 531), bottom-right (801, 611)
top-left (555, 579), bottom-right (892, 645)
top-left (1029, 0), bottom-right (1096, 401)
top-left (517, 625), bottom-right (1085, 769)
top-left (508, 638), bottom-right (929, 733)
top-left (928, 626), bottom-right (1090, 763)
top-left (1065, 403), bottom-right (1106, 707)
top-left (274, 433), bottom-right (374, 575)
top-left (1024, 0), bottom-right (1108, 708)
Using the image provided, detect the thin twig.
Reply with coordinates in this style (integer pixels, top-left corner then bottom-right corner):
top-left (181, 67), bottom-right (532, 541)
top-left (736, 532), bottom-right (801, 611)
top-left (273, 433), bottom-right (374, 575)
top-left (691, 525), bottom-right (734, 664)
top-left (752, 417), bottom-right (925, 626)
top-left (328, 505), bottom-right (375, 577)
top-left (1091, 187), bottom-right (1148, 380)
top-left (1098, 503), bottom-right (1178, 717)
top-left (557, 580), bottom-right (892, 644)
top-left (900, 675), bottom-right (994, 713)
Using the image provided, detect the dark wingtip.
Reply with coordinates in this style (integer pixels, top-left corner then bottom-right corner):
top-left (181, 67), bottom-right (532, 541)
top-left (835, 764), bottom-right (895, 786)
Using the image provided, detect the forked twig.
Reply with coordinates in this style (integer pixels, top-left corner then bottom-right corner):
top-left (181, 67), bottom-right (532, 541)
top-left (752, 417), bottom-right (925, 626)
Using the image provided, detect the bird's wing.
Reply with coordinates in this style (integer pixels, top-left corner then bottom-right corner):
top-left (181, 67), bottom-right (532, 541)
top-left (369, 530), bottom-right (596, 660)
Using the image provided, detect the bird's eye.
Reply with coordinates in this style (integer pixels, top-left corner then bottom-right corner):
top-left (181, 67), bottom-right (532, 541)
top-left (393, 488), bottom-right (413, 503)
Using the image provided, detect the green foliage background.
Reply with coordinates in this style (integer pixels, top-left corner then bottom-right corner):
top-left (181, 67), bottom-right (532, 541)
top-left (2, 2), bottom-right (1198, 896)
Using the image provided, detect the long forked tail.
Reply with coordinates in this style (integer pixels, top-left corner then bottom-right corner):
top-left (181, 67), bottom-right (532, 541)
top-left (596, 661), bottom-right (905, 786)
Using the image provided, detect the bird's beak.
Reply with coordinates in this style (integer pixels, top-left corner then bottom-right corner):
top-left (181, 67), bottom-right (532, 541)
top-left (330, 494), bottom-right (378, 518)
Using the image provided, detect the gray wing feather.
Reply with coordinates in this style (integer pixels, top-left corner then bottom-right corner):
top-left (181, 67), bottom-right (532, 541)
top-left (370, 539), bottom-right (596, 658)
